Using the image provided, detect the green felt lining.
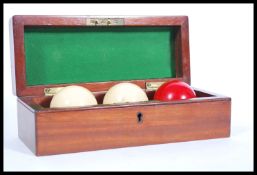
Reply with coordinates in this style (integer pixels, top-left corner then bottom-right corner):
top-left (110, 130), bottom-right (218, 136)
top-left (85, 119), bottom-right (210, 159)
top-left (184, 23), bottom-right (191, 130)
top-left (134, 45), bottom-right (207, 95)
top-left (24, 26), bottom-right (176, 86)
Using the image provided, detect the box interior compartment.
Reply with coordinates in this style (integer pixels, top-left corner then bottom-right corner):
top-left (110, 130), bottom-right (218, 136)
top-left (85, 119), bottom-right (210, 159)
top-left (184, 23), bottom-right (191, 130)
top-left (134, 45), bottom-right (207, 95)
top-left (20, 89), bottom-right (215, 110)
top-left (21, 24), bottom-right (197, 110)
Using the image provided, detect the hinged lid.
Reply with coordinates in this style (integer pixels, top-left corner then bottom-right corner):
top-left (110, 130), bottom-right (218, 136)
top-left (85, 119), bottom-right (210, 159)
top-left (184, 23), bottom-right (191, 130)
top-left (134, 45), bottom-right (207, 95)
top-left (11, 15), bottom-right (190, 97)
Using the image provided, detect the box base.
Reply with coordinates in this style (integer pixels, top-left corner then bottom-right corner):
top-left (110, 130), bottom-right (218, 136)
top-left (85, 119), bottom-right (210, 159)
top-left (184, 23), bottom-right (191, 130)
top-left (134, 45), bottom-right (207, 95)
top-left (17, 88), bottom-right (231, 156)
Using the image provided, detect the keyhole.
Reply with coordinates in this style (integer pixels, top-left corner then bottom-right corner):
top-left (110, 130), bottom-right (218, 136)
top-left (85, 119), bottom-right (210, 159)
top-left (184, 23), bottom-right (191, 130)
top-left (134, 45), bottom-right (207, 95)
top-left (137, 112), bottom-right (143, 124)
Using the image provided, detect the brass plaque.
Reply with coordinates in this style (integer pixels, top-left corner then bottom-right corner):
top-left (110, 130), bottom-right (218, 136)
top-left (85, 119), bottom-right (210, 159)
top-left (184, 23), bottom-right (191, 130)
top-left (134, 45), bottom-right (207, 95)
top-left (86, 18), bottom-right (124, 26)
top-left (44, 87), bottom-right (64, 96)
top-left (146, 82), bottom-right (165, 90)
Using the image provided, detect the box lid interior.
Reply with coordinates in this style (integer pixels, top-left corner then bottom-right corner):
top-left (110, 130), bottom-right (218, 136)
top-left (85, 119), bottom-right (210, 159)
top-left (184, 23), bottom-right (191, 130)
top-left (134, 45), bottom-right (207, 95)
top-left (25, 26), bottom-right (176, 86)
top-left (12, 16), bottom-right (190, 97)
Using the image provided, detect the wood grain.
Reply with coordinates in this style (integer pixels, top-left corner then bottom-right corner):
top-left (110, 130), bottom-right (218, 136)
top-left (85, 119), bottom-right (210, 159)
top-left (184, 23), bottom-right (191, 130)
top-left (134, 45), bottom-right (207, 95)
top-left (35, 99), bottom-right (231, 156)
top-left (17, 100), bottom-right (36, 154)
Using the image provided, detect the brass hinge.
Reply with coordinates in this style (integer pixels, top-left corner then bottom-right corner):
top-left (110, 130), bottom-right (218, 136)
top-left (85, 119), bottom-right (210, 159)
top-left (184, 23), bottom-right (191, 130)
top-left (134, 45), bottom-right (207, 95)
top-left (44, 87), bottom-right (64, 96)
top-left (86, 18), bottom-right (124, 26)
top-left (146, 82), bottom-right (165, 90)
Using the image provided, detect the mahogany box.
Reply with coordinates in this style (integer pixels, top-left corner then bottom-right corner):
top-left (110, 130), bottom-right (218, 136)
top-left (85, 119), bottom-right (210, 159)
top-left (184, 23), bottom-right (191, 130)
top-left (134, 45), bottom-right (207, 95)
top-left (10, 15), bottom-right (231, 156)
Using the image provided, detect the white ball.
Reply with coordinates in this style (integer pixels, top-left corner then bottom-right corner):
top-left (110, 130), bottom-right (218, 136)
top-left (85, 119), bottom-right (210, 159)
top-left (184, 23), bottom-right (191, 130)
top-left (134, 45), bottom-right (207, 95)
top-left (50, 85), bottom-right (97, 108)
top-left (103, 83), bottom-right (148, 104)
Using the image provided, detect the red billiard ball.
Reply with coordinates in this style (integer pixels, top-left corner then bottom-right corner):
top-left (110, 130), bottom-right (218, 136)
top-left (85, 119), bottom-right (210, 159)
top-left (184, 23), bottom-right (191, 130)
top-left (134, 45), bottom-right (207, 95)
top-left (154, 80), bottom-right (196, 101)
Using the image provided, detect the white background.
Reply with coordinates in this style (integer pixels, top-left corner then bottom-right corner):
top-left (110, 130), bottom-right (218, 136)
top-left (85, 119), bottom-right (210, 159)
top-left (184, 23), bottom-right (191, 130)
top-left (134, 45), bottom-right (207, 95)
top-left (4, 4), bottom-right (253, 171)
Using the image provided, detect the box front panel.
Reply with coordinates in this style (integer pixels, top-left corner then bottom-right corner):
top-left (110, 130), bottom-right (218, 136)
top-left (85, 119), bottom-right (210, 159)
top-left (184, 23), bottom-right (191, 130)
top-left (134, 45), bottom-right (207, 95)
top-left (36, 100), bottom-right (230, 155)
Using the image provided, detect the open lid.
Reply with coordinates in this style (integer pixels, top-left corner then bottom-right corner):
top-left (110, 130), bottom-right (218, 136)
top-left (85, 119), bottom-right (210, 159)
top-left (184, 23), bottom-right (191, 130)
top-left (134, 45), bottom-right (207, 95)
top-left (11, 15), bottom-right (190, 97)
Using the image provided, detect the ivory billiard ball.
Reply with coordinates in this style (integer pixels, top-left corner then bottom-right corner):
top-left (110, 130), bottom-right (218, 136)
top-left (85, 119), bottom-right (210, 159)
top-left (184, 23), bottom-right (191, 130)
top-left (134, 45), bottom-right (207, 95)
top-left (103, 83), bottom-right (148, 104)
top-left (50, 85), bottom-right (97, 108)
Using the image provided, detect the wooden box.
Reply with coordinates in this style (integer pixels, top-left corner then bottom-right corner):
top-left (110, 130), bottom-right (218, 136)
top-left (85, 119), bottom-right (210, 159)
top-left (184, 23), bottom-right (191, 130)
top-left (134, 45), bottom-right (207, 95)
top-left (11, 15), bottom-right (231, 156)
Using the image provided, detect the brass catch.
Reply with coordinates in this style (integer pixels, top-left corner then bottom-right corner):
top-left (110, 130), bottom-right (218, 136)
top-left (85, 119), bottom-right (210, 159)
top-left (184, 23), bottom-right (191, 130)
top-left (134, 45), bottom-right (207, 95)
top-left (86, 18), bottom-right (124, 26)
top-left (44, 87), bottom-right (64, 96)
top-left (146, 82), bottom-right (165, 90)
